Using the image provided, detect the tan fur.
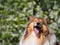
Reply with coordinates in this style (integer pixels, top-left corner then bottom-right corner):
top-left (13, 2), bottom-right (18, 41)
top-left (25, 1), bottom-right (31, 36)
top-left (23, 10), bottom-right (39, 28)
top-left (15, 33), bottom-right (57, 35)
top-left (19, 16), bottom-right (57, 45)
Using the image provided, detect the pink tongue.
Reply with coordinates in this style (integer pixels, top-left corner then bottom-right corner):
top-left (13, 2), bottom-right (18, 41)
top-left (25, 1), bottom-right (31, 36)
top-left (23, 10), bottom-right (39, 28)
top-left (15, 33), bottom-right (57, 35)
top-left (34, 28), bottom-right (39, 34)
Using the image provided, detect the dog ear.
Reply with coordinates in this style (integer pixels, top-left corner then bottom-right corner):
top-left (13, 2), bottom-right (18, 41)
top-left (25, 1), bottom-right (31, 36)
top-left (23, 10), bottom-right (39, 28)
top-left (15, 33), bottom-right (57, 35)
top-left (44, 18), bottom-right (50, 25)
top-left (46, 18), bottom-right (51, 24)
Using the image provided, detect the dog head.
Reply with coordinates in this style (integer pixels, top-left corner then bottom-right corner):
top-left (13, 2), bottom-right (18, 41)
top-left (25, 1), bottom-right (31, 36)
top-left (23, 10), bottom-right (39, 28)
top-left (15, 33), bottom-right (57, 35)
top-left (25, 16), bottom-right (49, 38)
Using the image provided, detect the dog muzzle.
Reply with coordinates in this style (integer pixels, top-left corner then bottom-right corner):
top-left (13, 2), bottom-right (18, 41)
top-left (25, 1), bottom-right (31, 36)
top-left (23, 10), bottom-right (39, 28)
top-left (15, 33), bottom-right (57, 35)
top-left (33, 22), bottom-right (43, 34)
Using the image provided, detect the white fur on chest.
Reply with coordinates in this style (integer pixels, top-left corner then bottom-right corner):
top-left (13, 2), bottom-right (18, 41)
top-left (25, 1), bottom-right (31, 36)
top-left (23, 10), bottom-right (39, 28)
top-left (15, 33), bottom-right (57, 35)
top-left (23, 32), bottom-right (39, 45)
top-left (19, 32), bottom-right (56, 45)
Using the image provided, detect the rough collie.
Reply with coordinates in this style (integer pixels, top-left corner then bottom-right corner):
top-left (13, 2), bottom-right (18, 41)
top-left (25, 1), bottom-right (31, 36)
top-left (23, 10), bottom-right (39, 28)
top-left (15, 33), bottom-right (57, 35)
top-left (19, 16), bottom-right (59, 45)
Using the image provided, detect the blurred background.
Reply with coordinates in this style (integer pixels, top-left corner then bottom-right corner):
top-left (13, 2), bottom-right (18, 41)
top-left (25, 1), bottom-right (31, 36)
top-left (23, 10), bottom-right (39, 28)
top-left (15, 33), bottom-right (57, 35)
top-left (0, 0), bottom-right (60, 45)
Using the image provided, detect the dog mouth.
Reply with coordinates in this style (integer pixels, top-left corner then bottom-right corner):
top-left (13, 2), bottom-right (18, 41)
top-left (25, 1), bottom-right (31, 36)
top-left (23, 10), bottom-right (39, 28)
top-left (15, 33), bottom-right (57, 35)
top-left (33, 22), bottom-right (43, 34)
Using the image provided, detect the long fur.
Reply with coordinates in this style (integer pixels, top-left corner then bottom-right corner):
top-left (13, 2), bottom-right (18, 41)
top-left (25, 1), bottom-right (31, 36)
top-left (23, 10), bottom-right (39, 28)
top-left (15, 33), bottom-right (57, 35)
top-left (19, 16), bottom-right (58, 45)
top-left (19, 31), bottom-right (57, 45)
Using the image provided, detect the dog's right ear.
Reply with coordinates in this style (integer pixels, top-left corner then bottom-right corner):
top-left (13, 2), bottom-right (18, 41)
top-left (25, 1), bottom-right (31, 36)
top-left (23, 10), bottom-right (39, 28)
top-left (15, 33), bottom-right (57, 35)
top-left (28, 16), bottom-right (36, 21)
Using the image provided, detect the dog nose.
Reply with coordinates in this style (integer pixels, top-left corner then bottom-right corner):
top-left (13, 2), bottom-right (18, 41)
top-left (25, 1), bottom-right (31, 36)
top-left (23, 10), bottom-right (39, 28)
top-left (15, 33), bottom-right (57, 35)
top-left (34, 22), bottom-right (41, 27)
top-left (36, 22), bottom-right (40, 26)
top-left (37, 22), bottom-right (40, 25)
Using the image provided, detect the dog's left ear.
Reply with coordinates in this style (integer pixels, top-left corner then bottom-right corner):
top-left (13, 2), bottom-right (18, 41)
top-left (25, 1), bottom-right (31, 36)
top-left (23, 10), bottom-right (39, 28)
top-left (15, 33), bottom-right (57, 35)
top-left (44, 18), bottom-right (50, 25)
